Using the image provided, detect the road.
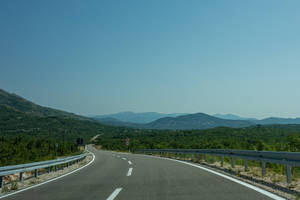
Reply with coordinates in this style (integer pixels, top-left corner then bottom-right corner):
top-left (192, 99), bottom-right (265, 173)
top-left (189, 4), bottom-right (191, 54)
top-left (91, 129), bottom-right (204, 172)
top-left (3, 146), bottom-right (281, 200)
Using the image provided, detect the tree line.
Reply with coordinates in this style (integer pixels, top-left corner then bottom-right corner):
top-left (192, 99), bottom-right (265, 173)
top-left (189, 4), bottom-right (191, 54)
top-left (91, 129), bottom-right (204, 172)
top-left (0, 135), bottom-right (80, 166)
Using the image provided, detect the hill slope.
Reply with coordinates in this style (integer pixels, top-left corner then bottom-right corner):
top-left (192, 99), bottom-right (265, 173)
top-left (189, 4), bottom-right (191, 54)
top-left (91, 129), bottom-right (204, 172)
top-left (0, 89), bottom-right (123, 141)
top-left (0, 89), bottom-right (87, 120)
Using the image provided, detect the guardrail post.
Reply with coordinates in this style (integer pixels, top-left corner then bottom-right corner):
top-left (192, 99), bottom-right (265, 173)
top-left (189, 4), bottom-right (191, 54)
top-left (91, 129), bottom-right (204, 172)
top-left (196, 154), bottom-right (200, 162)
top-left (286, 164), bottom-right (292, 183)
top-left (62, 164), bottom-right (64, 170)
top-left (67, 162), bottom-right (69, 168)
top-left (262, 161), bottom-right (266, 177)
top-left (191, 153), bottom-right (194, 161)
top-left (47, 167), bottom-right (51, 173)
top-left (34, 169), bottom-right (38, 178)
top-left (212, 156), bottom-right (216, 163)
top-left (244, 159), bottom-right (248, 171)
top-left (221, 156), bottom-right (224, 167)
top-left (180, 153), bottom-right (183, 160)
top-left (204, 154), bottom-right (207, 162)
top-left (177, 153), bottom-right (179, 159)
top-left (0, 176), bottom-right (4, 188)
top-left (19, 172), bottom-right (23, 182)
top-left (55, 165), bottom-right (58, 172)
top-left (231, 157), bottom-right (235, 168)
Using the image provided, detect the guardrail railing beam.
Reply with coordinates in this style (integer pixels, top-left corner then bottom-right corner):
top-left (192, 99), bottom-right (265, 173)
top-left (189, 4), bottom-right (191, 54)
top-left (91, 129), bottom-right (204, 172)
top-left (136, 149), bottom-right (300, 183)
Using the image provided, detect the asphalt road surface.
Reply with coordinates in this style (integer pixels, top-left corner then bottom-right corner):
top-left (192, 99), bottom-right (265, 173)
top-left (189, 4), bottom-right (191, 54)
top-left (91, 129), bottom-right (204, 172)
top-left (3, 146), bottom-right (281, 200)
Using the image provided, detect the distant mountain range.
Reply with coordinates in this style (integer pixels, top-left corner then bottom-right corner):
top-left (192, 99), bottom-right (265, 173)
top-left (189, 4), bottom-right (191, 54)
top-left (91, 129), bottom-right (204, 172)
top-left (92, 112), bottom-right (187, 124)
top-left (143, 113), bottom-right (254, 130)
top-left (94, 111), bottom-right (300, 130)
top-left (2, 88), bottom-right (300, 132)
top-left (254, 117), bottom-right (300, 125)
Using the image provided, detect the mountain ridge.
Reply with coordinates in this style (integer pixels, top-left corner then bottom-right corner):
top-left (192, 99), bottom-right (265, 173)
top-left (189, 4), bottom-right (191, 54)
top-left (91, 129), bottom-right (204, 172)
top-left (143, 113), bottom-right (255, 130)
top-left (92, 111), bottom-right (187, 124)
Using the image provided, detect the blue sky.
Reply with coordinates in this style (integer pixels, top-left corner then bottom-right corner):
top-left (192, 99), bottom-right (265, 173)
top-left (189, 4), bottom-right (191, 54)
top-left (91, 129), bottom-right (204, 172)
top-left (1, 0), bottom-right (300, 119)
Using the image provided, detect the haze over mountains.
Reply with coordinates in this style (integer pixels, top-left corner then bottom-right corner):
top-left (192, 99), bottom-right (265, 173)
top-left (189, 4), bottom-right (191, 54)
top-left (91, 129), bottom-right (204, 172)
top-left (2, 88), bottom-right (300, 131)
top-left (213, 114), bottom-right (257, 121)
top-left (93, 111), bottom-right (300, 130)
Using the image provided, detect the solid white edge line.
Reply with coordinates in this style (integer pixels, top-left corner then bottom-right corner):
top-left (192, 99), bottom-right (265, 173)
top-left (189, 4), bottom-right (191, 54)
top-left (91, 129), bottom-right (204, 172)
top-left (128, 161), bottom-right (132, 165)
top-left (127, 168), bottom-right (133, 176)
top-left (0, 151), bottom-right (96, 199)
top-left (140, 154), bottom-right (286, 200)
top-left (106, 188), bottom-right (122, 200)
top-left (122, 158), bottom-right (127, 160)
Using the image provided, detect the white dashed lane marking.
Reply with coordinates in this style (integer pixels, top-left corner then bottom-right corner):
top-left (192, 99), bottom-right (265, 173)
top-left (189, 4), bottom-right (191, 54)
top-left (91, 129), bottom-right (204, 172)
top-left (127, 168), bottom-right (133, 176)
top-left (106, 188), bottom-right (122, 200)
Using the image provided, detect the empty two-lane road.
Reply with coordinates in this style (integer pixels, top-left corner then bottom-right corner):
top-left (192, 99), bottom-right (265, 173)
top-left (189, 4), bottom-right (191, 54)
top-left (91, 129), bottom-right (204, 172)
top-left (3, 146), bottom-right (281, 200)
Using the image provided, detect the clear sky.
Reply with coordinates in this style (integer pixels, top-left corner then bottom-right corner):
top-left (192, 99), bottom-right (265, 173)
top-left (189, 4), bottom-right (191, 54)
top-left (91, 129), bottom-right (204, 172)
top-left (1, 0), bottom-right (300, 119)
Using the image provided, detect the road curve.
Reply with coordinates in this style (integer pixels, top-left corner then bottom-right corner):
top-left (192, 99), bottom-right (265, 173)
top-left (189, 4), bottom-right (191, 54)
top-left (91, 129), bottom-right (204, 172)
top-left (3, 146), bottom-right (280, 200)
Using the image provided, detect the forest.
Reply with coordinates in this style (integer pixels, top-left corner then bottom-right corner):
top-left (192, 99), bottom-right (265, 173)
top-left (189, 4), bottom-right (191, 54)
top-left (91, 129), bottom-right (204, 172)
top-left (0, 135), bottom-right (80, 166)
top-left (96, 124), bottom-right (300, 153)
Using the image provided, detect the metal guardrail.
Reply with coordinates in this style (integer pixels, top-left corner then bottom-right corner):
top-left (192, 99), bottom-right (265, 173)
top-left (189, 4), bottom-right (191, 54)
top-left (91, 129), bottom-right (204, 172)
top-left (0, 152), bottom-right (87, 189)
top-left (136, 149), bottom-right (300, 183)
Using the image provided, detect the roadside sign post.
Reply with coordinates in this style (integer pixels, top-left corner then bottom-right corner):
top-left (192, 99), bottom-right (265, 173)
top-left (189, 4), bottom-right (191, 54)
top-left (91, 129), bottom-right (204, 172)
top-left (55, 143), bottom-right (58, 159)
top-left (125, 137), bottom-right (130, 152)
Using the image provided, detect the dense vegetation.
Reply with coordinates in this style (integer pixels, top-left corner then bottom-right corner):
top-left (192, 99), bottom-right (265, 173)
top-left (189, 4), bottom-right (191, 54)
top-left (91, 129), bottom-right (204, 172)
top-left (96, 125), bottom-right (300, 152)
top-left (0, 135), bottom-right (79, 166)
top-left (0, 104), bottom-right (120, 142)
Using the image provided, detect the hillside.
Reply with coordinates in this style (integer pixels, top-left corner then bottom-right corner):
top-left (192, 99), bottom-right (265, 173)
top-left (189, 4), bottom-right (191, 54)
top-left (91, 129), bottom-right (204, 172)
top-left (0, 89), bottom-right (125, 141)
top-left (93, 111), bottom-right (186, 124)
top-left (0, 104), bottom-right (111, 141)
top-left (0, 89), bottom-right (87, 120)
top-left (143, 113), bottom-right (255, 130)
